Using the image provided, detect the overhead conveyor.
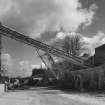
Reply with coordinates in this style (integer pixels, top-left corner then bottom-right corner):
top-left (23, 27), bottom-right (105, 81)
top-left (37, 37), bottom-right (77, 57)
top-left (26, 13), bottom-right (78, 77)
top-left (0, 22), bottom-right (92, 70)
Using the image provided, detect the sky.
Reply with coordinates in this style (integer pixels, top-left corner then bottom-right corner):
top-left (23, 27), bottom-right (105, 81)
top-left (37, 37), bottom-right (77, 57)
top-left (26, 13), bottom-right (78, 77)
top-left (1, 0), bottom-right (105, 77)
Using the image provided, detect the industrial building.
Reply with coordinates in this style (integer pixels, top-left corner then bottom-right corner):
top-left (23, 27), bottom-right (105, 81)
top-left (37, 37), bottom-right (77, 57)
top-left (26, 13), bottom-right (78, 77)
top-left (94, 44), bottom-right (105, 66)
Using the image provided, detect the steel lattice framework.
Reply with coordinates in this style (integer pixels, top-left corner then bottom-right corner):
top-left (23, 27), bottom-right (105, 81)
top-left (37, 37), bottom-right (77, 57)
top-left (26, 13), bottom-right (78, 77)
top-left (0, 23), bottom-right (92, 69)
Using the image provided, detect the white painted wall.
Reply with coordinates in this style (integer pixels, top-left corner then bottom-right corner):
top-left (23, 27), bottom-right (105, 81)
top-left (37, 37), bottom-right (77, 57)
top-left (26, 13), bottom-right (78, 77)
top-left (0, 84), bottom-right (5, 95)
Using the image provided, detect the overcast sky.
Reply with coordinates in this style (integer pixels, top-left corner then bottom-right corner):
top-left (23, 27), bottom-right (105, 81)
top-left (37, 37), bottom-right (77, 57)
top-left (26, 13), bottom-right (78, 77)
top-left (1, 0), bottom-right (105, 76)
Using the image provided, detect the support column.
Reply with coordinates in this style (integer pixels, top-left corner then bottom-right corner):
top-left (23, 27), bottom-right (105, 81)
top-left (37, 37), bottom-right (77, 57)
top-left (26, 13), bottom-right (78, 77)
top-left (0, 34), bottom-right (1, 79)
top-left (0, 22), bottom-right (2, 77)
top-left (98, 70), bottom-right (103, 90)
top-left (79, 74), bottom-right (84, 92)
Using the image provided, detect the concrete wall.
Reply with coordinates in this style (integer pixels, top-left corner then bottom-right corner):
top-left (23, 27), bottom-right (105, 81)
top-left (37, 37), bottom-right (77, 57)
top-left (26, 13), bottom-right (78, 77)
top-left (69, 64), bottom-right (105, 90)
top-left (0, 84), bottom-right (5, 95)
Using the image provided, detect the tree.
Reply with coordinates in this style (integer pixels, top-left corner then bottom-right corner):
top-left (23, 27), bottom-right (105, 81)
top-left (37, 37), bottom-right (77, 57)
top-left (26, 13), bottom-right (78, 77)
top-left (61, 34), bottom-right (83, 56)
top-left (51, 33), bottom-right (86, 86)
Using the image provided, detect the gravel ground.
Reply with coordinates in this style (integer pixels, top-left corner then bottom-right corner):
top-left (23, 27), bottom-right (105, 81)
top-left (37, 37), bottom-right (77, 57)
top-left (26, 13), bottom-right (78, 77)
top-left (0, 87), bottom-right (105, 105)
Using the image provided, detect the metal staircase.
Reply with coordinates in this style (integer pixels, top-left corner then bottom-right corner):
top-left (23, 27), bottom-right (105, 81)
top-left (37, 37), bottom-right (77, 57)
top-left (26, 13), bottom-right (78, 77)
top-left (0, 23), bottom-right (91, 68)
